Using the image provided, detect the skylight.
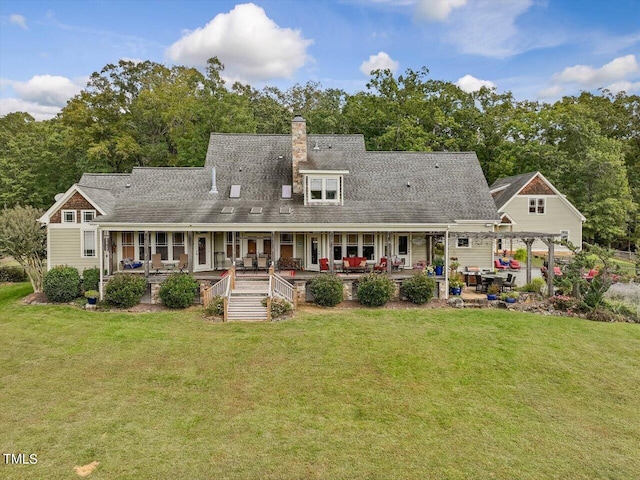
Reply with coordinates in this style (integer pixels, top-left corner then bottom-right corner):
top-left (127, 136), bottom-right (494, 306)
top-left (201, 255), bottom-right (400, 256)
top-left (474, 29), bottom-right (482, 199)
top-left (221, 207), bottom-right (234, 214)
top-left (250, 207), bottom-right (263, 214)
top-left (282, 185), bottom-right (292, 199)
top-left (279, 207), bottom-right (292, 214)
top-left (230, 185), bottom-right (241, 198)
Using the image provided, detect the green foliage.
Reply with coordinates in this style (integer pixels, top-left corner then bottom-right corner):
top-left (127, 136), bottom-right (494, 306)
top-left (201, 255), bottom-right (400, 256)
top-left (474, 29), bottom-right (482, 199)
top-left (43, 266), bottom-right (81, 302)
top-left (0, 266), bottom-right (28, 282)
top-left (0, 205), bottom-right (47, 292)
top-left (309, 274), bottom-right (343, 307)
top-left (204, 296), bottom-right (224, 317)
top-left (262, 297), bottom-right (293, 318)
top-left (514, 248), bottom-right (527, 262)
top-left (84, 290), bottom-right (99, 299)
top-left (520, 278), bottom-right (546, 294)
top-left (82, 267), bottom-right (100, 292)
top-left (433, 255), bottom-right (445, 267)
top-left (357, 273), bottom-right (395, 307)
top-left (401, 273), bottom-right (436, 304)
top-left (105, 273), bottom-right (146, 308)
top-left (500, 291), bottom-right (519, 301)
top-left (159, 273), bottom-right (199, 308)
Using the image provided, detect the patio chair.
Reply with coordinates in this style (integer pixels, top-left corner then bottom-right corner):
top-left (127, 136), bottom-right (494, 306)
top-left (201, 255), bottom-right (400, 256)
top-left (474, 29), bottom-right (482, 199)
top-left (242, 257), bottom-right (254, 274)
top-left (503, 273), bottom-right (516, 291)
top-left (257, 256), bottom-right (268, 273)
top-left (319, 258), bottom-right (329, 272)
top-left (477, 275), bottom-right (490, 292)
top-left (151, 253), bottom-right (162, 274)
top-left (492, 276), bottom-right (504, 292)
top-left (509, 259), bottom-right (521, 270)
top-left (373, 258), bottom-right (388, 273)
top-left (178, 253), bottom-right (188, 272)
top-left (494, 259), bottom-right (508, 270)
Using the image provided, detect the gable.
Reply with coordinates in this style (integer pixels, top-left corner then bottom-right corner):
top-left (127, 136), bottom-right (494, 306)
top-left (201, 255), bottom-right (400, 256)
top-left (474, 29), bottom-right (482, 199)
top-left (519, 176), bottom-right (555, 196)
top-left (50, 191), bottom-right (95, 223)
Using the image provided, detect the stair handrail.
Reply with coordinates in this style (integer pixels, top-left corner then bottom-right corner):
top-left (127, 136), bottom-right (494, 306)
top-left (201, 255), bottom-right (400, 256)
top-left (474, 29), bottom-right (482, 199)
top-left (271, 271), bottom-right (296, 308)
top-left (203, 274), bottom-right (230, 307)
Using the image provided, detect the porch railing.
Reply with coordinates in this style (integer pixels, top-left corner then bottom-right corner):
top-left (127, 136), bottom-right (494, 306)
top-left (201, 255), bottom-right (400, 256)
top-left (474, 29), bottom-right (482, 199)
top-left (203, 265), bottom-right (235, 322)
top-left (270, 271), bottom-right (296, 308)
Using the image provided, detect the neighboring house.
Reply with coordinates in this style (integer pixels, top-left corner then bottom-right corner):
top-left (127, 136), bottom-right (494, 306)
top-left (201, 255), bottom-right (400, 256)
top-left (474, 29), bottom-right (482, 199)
top-left (490, 172), bottom-right (585, 255)
top-left (39, 116), bottom-right (502, 278)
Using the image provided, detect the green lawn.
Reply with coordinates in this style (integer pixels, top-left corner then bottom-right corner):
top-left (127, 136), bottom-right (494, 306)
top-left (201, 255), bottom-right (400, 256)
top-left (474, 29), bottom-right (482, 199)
top-left (1, 283), bottom-right (639, 479)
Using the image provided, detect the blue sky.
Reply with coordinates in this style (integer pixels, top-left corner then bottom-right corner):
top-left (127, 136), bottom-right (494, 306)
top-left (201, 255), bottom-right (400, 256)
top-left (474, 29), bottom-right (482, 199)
top-left (1, 0), bottom-right (639, 120)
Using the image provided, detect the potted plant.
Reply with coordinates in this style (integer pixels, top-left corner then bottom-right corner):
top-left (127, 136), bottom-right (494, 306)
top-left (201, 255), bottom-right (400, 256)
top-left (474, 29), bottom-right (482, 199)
top-left (449, 258), bottom-right (460, 274)
top-left (84, 290), bottom-right (99, 305)
top-left (500, 291), bottom-right (519, 303)
top-left (425, 265), bottom-right (435, 276)
top-left (434, 256), bottom-right (445, 276)
top-left (449, 278), bottom-right (464, 296)
top-left (486, 284), bottom-right (500, 300)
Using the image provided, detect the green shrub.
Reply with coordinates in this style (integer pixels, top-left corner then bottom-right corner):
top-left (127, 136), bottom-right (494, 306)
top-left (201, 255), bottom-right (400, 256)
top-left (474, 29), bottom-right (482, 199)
top-left (0, 266), bottom-right (28, 282)
top-left (520, 277), bottom-right (546, 294)
top-left (514, 248), bottom-right (527, 262)
top-left (159, 273), bottom-right (199, 308)
top-left (401, 273), bottom-right (436, 304)
top-left (205, 296), bottom-right (224, 317)
top-left (357, 273), bottom-right (395, 306)
top-left (82, 267), bottom-right (100, 292)
top-left (105, 273), bottom-right (146, 308)
top-left (43, 266), bottom-right (81, 302)
top-left (309, 274), bottom-right (343, 307)
top-left (262, 296), bottom-right (293, 318)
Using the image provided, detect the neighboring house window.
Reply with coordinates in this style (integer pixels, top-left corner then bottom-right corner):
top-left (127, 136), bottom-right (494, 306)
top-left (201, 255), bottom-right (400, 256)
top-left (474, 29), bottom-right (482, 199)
top-left (156, 232), bottom-right (168, 260)
top-left (81, 210), bottom-right (96, 223)
top-left (62, 210), bottom-right (76, 223)
top-left (347, 234), bottom-right (358, 257)
top-left (363, 234), bottom-right (375, 260)
top-left (333, 234), bottom-right (343, 261)
top-left (173, 233), bottom-right (185, 259)
top-left (82, 230), bottom-right (96, 257)
top-left (560, 230), bottom-right (569, 242)
top-left (457, 238), bottom-right (471, 248)
top-left (529, 198), bottom-right (546, 214)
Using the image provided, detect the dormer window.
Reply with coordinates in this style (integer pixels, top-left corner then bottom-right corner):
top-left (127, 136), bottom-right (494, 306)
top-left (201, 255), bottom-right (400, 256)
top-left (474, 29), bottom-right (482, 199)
top-left (305, 175), bottom-right (343, 205)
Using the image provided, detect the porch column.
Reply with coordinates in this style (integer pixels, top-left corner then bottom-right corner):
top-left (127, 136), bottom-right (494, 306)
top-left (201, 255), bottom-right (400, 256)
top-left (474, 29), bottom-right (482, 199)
top-left (99, 228), bottom-right (104, 301)
top-left (271, 231), bottom-right (276, 269)
top-left (232, 231), bottom-right (236, 267)
top-left (444, 230), bottom-right (449, 300)
top-left (523, 238), bottom-right (534, 285)
top-left (386, 232), bottom-right (392, 274)
top-left (187, 231), bottom-right (193, 273)
top-left (144, 231), bottom-right (150, 278)
top-left (105, 231), bottom-right (113, 275)
top-left (328, 231), bottom-right (334, 273)
top-left (542, 237), bottom-right (555, 297)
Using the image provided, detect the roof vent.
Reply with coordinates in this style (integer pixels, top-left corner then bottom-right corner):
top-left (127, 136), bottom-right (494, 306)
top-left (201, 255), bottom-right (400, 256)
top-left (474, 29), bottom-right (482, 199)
top-left (209, 166), bottom-right (218, 194)
top-left (250, 207), bottom-right (263, 214)
top-left (221, 207), bottom-right (234, 214)
top-left (435, 163), bottom-right (439, 168)
top-left (313, 141), bottom-right (320, 151)
top-left (125, 183), bottom-right (131, 188)
top-left (230, 185), bottom-right (241, 198)
top-left (282, 185), bottom-right (292, 199)
top-left (279, 207), bottom-right (292, 214)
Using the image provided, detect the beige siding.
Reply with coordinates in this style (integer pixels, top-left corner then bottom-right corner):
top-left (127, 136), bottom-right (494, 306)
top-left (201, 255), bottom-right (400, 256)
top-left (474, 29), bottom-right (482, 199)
top-left (505, 196), bottom-right (583, 253)
top-left (450, 224), bottom-right (494, 270)
top-left (48, 227), bottom-right (99, 272)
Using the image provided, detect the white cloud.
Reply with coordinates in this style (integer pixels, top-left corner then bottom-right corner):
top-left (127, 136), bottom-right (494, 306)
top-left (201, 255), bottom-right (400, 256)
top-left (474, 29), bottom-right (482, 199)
top-left (554, 54), bottom-right (639, 87)
top-left (9, 14), bottom-right (27, 30)
top-left (0, 98), bottom-right (62, 121)
top-left (414, 0), bottom-right (467, 22)
top-left (360, 51), bottom-right (400, 75)
top-left (12, 75), bottom-right (83, 107)
top-left (604, 80), bottom-right (640, 94)
top-left (455, 74), bottom-right (495, 92)
top-left (537, 84), bottom-right (564, 99)
top-left (166, 3), bottom-right (312, 82)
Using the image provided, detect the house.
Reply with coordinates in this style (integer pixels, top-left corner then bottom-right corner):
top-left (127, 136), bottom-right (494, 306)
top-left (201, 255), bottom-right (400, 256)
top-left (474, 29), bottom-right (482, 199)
top-left (40, 116), bottom-right (505, 298)
top-left (490, 172), bottom-right (585, 255)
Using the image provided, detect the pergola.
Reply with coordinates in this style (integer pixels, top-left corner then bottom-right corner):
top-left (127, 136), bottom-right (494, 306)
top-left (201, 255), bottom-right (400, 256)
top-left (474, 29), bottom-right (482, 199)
top-left (448, 231), bottom-right (563, 296)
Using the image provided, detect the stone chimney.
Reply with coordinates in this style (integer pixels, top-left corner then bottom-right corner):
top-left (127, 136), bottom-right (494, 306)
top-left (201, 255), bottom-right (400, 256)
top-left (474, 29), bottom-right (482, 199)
top-left (292, 115), bottom-right (307, 194)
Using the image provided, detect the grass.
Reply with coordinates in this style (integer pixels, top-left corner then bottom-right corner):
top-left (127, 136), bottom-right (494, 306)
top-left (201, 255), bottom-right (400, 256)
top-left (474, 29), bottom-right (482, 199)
top-left (1, 283), bottom-right (640, 479)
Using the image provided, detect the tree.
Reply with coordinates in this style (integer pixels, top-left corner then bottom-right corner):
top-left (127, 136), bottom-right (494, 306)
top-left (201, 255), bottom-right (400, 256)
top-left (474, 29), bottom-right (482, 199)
top-left (0, 206), bottom-right (47, 292)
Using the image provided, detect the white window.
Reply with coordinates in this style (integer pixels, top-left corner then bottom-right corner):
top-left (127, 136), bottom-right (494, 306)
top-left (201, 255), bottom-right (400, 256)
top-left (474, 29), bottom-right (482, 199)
top-left (529, 198), bottom-right (545, 214)
top-left (62, 210), bottom-right (76, 223)
top-left (560, 230), bottom-right (569, 242)
top-left (326, 178), bottom-right (338, 200)
top-left (280, 233), bottom-right (293, 244)
top-left (333, 234), bottom-right (343, 261)
top-left (155, 232), bottom-right (168, 261)
top-left (457, 238), bottom-right (471, 248)
top-left (306, 176), bottom-right (342, 204)
top-left (363, 234), bottom-right (375, 260)
top-left (173, 232), bottom-right (185, 259)
top-left (82, 230), bottom-right (96, 257)
top-left (81, 210), bottom-right (96, 223)
top-left (310, 179), bottom-right (323, 200)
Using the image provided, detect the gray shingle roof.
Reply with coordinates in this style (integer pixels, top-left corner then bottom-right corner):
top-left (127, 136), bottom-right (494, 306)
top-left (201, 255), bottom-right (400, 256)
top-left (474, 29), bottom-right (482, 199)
top-left (89, 133), bottom-right (499, 226)
top-left (490, 172), bottom-right (538, 210)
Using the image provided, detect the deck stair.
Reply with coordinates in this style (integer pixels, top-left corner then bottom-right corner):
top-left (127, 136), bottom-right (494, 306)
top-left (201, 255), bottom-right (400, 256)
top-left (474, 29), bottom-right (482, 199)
top-left (227, 279), bottom-right (269, 321)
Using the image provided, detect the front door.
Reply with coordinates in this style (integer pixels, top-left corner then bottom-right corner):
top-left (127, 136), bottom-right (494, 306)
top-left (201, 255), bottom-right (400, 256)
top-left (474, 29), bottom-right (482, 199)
top-left (308, 236), bottom-right (319, 271)
top-left (195, 234), bottom-right (211, 271)
top-left (396, 234), bottom-right (409, 269)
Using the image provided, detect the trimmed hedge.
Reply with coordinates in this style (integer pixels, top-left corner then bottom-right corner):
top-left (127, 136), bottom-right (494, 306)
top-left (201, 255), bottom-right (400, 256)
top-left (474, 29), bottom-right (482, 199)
top-left (159, 273), bottom-right (199, 308)
top-left (0, 266), bottom-right (28, 283)
top-left (43, 266), bottom-right (81, 303)
top-left (105, 273), bottom-right (146, 308)
top-left (262, 296), bottom-right (293, 318)
top-left (401, 273), bottom-right (436, 304)
top-left (82, 267), bottom-right (100, 292)
top-left (357, 273), bottom-right (395, 306)
top-left (309, 274), bottom-right (344, 307)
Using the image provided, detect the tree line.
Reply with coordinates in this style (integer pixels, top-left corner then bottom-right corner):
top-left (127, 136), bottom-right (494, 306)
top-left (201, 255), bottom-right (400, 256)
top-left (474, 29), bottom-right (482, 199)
top-left (1, 58), bottom-right (638, 248)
